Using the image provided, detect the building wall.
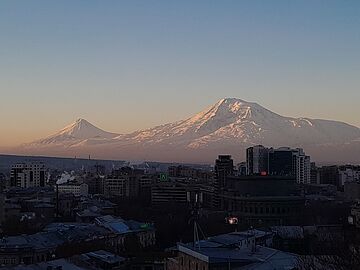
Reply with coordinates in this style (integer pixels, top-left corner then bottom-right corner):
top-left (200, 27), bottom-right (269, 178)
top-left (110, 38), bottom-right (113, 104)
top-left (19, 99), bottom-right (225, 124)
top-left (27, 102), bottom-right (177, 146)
top-left (0, 248), bottom-right (56, 266)
top-left (246, 145), bottom-right (269, 175)
top-left (319, 166), bottom-right (340, 187)
top-left (339, 167), bottom-right (360, 186)
top-left (10, 162), bottom-right (46, 188)
top-left (151, 184), bottom-right (187, 205)
top-left (221, 195), bottom-right (304, 226)
top-left (0, 193), bottom-right (5, 224)
top-left (167, 252), bottom-right (208, 270)
top-left (344, 182), bottom-right (360, 201)
top-left (104, 175), bottom-right (141, 198)
top-left (104, 177), bottom-right (127, 198)
top-left (137, 231), bottom-right (156, 247)
top-left (268, 148), bottom-right (310, 184)
top-left (57, 183), bottom-right (89, 197)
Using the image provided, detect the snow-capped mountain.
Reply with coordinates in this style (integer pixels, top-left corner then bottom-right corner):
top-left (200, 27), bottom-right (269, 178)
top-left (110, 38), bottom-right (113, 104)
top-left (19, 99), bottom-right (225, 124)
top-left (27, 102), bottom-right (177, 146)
top-left (16, 98), bottom-right (360, 163)
top-left (27, 118), bottom-right (119, 146)
top-left (123, 98), bottom-right (360, 147)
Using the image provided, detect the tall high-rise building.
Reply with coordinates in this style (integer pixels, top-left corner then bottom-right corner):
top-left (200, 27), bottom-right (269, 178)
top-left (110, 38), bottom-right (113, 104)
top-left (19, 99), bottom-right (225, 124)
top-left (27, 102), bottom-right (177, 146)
top-left (296, 151), bottom-right (311, 185)
top-left (213, 155), bottom-right (234, 208)
top-left (246, 146), bottom-right (311, 184)
top-left (269, 147), bottom-right (310, 184)
top-left (215, 155), bottom-right (234, 188)
top-left (10, 162), bottom-right (46, 188)
top-left (246, 145), bottom-right (269, 175)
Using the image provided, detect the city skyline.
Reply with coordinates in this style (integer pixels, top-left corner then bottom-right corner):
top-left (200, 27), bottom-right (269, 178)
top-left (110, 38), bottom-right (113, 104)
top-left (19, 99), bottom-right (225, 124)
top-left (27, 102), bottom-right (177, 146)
top-left (1, 1), bottom-right (360, 146)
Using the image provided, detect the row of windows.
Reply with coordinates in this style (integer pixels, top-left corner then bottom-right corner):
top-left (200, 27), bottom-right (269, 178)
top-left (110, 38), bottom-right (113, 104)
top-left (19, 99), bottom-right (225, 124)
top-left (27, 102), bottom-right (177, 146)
top-left (227, 202), bottom-right (301, 215)
top-left (0, 258), bottom-right (16, 265)
top-left (241, 206), bottom-right (292, 214)
top-left (179, 256), bottom-right (206, 270)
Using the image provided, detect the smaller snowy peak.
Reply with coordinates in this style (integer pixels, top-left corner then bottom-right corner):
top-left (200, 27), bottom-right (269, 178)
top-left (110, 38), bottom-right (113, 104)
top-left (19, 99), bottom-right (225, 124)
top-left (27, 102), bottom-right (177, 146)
top-left (57, 118), bottom-right (117, 139)
top-left (29, 118), bottom-right (119, 145)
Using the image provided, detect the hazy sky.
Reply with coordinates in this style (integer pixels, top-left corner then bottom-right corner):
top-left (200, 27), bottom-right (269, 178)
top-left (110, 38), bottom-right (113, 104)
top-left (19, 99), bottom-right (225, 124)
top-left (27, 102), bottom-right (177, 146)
top-left (1, 0), bottom-right (359, 146)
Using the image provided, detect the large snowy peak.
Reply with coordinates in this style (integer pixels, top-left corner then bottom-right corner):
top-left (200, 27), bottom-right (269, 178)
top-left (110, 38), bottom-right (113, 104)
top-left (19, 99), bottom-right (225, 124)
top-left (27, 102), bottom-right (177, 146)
top-left (124, 98), bottom-right (360, 149)
top-left (126, 98), bottom-right (273, 143)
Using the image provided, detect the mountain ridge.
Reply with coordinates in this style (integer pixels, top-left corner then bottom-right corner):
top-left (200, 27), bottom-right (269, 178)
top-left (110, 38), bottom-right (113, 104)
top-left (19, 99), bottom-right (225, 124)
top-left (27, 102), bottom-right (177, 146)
top-left (12, 98), bottom-right (360, 163)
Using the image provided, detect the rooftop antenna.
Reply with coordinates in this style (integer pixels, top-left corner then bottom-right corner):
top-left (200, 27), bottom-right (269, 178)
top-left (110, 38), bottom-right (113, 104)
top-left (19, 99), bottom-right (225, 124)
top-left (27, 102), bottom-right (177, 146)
top-left (190, 192), bottom-right (206, 250)
top-left (193, 220), bottom-right (200, 249)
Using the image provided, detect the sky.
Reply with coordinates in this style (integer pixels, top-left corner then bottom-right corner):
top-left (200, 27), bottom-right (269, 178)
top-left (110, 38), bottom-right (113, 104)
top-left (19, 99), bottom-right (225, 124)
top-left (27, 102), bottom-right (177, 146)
top-left (0, 0), bottom-right (359, 146)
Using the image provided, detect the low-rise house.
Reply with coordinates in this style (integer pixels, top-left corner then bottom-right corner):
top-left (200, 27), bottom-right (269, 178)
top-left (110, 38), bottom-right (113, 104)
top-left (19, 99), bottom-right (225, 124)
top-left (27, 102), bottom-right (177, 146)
top-left (0, 215), bottom-right (156, 267)
top-left (95, 215), bottom-right (156, 251)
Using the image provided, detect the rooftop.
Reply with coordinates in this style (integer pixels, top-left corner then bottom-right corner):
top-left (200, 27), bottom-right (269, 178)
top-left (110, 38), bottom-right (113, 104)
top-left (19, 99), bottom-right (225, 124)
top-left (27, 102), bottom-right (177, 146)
top-left (95, 215), bottom-right (154, 234)
top-left (177, 231), bottom-right (297, 269)
top-left (81, 249), bottom-right (126, 264)
top-left (0, 223), bottom-right (110, 251)
top-left (3, 258), bottom-right (87, 270)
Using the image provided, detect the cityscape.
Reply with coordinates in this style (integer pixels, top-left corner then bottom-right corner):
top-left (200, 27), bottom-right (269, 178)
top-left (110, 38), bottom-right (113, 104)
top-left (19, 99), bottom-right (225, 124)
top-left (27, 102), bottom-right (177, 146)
top-left (1, 1), bottom-right (360, 270)
top-left (0, 146), bottom-right (359, 269)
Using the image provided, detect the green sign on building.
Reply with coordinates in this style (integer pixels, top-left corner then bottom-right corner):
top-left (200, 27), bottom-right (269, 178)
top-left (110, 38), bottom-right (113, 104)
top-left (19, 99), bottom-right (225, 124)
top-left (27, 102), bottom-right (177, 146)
top-left (159, 173), bottom-right (168, 181)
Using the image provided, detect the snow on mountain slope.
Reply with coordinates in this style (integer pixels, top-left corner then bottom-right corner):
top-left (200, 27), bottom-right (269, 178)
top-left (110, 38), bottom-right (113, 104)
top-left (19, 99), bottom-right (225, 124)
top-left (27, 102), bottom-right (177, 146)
top-left (27, 118), bottom-right (119, 146)
top-left (120, 98), bottom-right (360, 148)
top-left (18, 98), bottom-right (360, 163)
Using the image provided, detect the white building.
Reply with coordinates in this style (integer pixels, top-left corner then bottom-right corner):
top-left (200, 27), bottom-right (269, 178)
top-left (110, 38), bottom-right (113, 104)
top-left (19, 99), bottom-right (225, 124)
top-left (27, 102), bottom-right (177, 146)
top-left (294, 148), bottom-right (311, 184)
top-left (56, 182), bottom-right (89, 197)
top-left (10, 162), bottom-right (46, 188)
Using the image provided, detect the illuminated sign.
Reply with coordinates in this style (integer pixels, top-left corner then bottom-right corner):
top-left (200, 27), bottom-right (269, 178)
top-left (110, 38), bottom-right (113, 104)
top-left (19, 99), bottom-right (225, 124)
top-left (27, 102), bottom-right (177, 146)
top-left (225, 216), bottom-right (238, 225)
top-left (160, 173), bottom-right (168, 181)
